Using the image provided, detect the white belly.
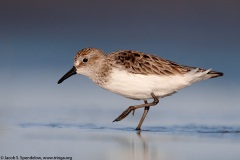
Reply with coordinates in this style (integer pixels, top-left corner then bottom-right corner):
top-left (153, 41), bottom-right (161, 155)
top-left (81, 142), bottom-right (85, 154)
top-left (102, 68), bottom-right (204, 100)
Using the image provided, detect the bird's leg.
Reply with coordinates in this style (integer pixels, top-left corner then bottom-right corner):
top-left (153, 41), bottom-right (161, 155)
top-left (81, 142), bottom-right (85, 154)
top-left (113, 93), bottom-right (159, 122)
top-left (136, 101), bottom-right (150, 130)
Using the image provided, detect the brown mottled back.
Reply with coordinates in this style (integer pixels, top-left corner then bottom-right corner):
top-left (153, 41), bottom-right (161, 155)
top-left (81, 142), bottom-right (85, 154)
top-left (107, 50), bottom-right (201, 76)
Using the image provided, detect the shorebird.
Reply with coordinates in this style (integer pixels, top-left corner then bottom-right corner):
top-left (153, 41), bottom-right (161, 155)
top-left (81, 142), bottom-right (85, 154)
top-left (58, 48), bottom-right (223, 130)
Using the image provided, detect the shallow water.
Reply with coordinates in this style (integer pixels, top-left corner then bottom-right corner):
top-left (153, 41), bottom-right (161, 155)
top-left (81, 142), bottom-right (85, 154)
top-left (1, 85), bottom-right (240, 160)
top-left (1, 122), bottom-right (240, 160)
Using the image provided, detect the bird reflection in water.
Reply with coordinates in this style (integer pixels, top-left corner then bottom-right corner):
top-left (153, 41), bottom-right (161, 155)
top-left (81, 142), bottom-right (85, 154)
top-left (126, 130), bottom-right (165, 160)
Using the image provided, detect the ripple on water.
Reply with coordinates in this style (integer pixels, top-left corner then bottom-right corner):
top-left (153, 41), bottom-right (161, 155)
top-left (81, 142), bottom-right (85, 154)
top-left (19, 122), bottom-right (240, 139)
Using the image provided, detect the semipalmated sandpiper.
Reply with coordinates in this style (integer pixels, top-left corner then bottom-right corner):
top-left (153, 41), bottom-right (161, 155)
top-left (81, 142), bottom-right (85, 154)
top-left (58, 48), bottom-right (223, 130)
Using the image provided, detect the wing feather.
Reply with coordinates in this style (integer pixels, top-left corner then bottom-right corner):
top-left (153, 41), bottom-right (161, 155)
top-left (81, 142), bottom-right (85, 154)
top-left (107, 50), bottom-right (203, 76)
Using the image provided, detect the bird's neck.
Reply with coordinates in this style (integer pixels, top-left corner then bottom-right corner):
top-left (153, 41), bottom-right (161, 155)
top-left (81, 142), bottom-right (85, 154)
top-left (86, 56), bottom-right (112, 87)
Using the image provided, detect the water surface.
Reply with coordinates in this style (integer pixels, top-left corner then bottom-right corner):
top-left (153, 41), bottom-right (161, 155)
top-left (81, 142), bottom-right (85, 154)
top-left (1, 122), bottom-right (240, 160)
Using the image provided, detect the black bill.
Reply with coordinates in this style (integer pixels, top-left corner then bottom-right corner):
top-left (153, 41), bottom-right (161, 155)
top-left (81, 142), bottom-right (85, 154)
top-left (58, 66), bottom-right (77, 84)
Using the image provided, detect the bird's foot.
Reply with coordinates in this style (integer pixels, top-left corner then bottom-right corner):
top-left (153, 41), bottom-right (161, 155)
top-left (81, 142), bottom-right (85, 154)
top-left (113, 106), bottom-right (135, 122)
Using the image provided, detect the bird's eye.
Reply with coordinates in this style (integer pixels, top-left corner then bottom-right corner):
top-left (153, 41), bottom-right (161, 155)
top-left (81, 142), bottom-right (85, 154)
top-left (83, 58), bottom-right (88, 62)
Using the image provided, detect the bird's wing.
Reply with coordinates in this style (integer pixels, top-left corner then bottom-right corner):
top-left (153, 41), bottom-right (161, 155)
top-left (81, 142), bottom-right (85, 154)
top-left (107, 50), bottom-right (200, 75)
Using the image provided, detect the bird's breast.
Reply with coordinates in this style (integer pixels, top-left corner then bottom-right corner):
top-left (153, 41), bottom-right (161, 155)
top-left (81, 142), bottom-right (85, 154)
top-left (101, 68), bottom-right (190, 100)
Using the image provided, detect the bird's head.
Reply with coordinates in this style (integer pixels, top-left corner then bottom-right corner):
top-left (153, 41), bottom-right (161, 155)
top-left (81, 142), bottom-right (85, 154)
top-left (58, 48), bottom-right (105, 84)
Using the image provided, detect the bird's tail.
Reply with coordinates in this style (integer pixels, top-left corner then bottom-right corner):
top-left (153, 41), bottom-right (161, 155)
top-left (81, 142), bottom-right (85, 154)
top-left (185, 68), bottom-right (223, 84)
top-left (207, 70), bottom-right (224, 79)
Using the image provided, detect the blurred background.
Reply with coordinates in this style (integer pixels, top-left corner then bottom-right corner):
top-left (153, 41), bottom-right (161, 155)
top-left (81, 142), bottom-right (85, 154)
top-left (0, 0), bottom-right (240, 128)
top-left (1, 1), bottom-right (240, 159)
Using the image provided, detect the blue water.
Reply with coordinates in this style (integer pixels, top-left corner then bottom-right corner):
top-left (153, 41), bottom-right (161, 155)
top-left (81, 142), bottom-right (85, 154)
top-left (1, 122), bottom-right (240, 160)
top-left (19, 122), bottom-right (240, 137)
top-left (1, 85), bottom-right (240, 160)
